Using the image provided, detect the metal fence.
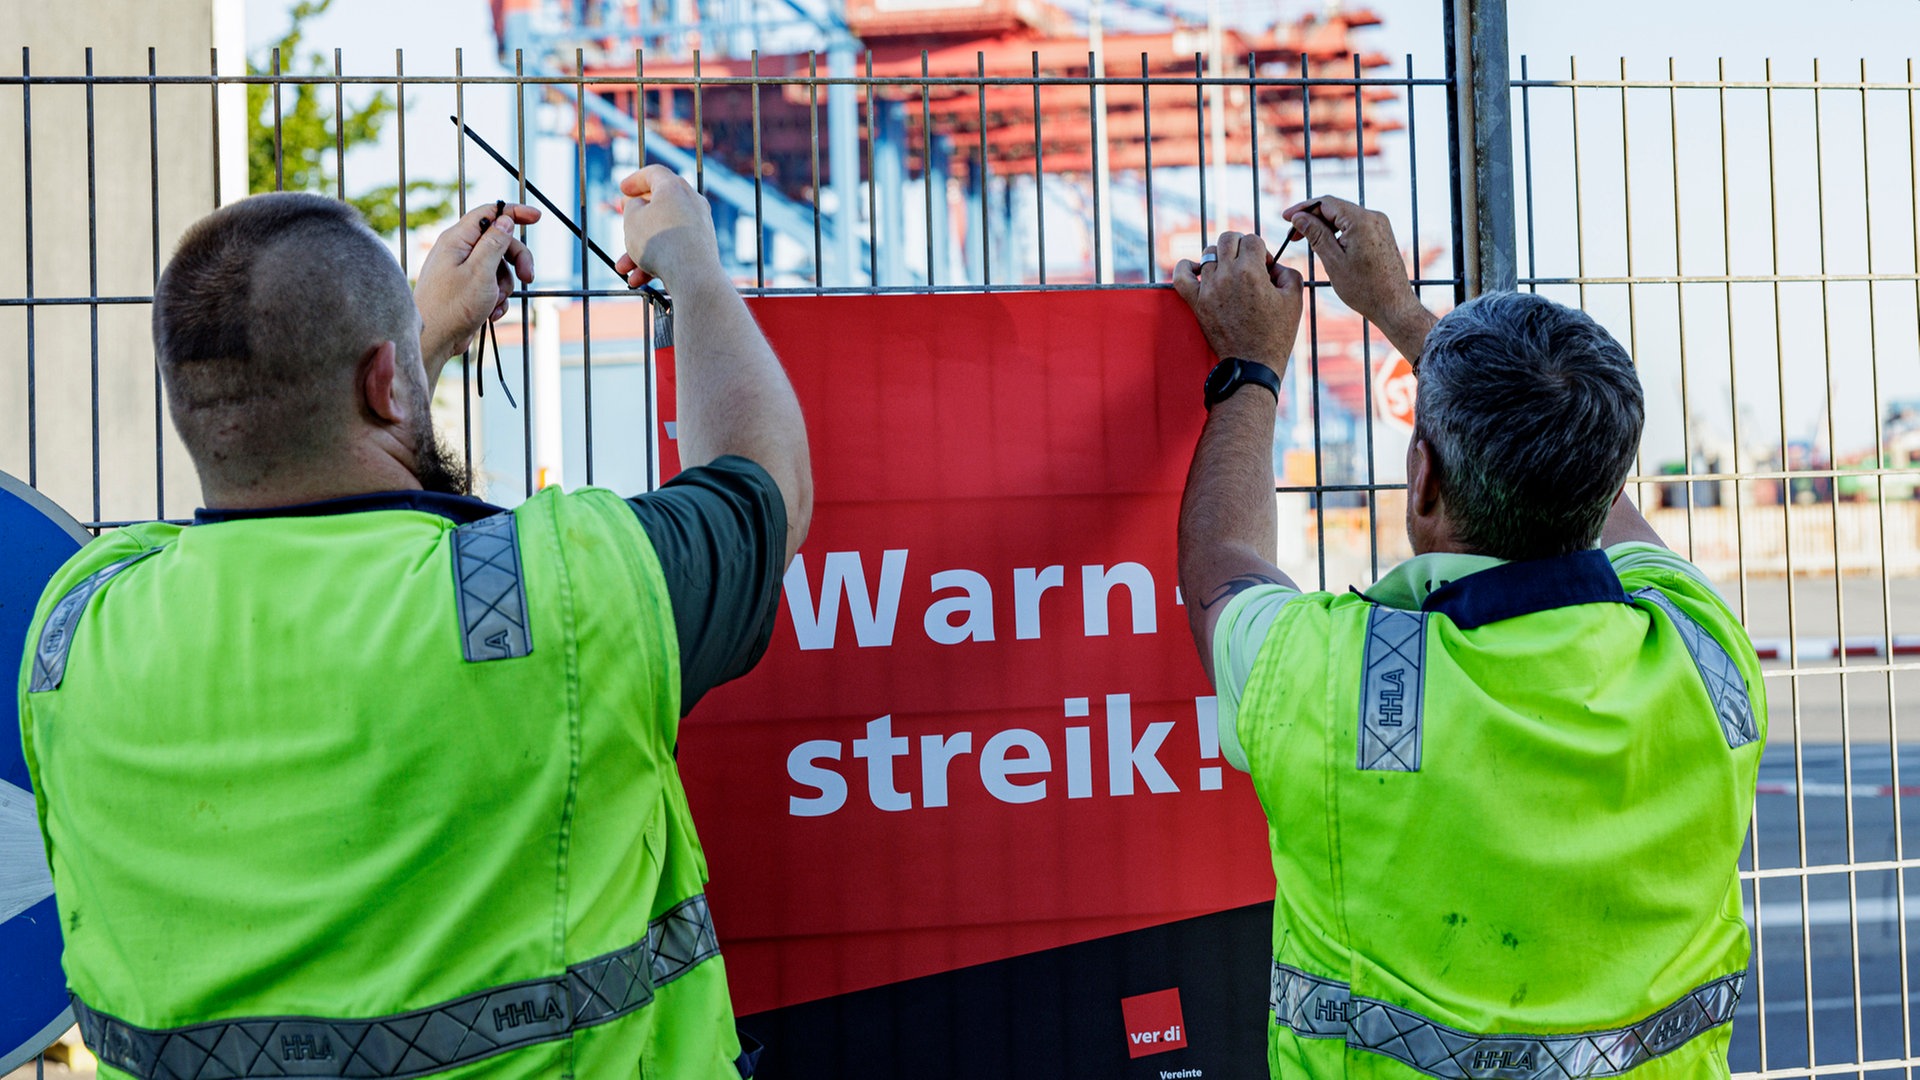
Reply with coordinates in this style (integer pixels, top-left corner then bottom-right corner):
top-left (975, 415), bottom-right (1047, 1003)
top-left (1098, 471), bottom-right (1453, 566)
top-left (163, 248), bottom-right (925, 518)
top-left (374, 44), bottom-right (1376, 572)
top-left (6, 1), bottom-right (1920, 1076)
top-left (1510, 55), bottom-right (1920, 1077)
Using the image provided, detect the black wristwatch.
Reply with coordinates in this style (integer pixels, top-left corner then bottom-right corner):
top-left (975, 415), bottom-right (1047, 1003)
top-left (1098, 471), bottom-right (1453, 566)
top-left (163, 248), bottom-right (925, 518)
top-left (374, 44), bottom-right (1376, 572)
top-left (1203, 357), bottom-right (1282, 410)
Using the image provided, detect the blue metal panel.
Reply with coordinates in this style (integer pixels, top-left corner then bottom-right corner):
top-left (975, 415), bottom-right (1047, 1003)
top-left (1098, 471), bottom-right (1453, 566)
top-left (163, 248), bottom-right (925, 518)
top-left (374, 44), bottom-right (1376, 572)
top-left (0, 472), bottom-right (85, 1075)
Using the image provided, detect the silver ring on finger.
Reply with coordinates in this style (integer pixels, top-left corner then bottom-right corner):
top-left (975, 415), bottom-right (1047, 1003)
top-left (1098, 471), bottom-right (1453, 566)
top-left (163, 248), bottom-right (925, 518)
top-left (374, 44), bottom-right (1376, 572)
top-left (1199, 251), bottom-right (1217, 266)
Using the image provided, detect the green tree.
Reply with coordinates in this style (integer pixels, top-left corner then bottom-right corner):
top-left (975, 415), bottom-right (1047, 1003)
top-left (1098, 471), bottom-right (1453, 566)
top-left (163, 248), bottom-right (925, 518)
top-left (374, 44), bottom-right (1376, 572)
top-left (247, 0), bottom-right (457, 236)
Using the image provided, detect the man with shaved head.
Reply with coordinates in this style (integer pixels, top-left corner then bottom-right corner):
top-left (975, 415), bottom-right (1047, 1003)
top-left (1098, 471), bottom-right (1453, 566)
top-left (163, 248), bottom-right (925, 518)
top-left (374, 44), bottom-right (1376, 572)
top-left (154, 192), bottom-right (486, 500)
top-left (20, 169), bottom-right (810, 1079)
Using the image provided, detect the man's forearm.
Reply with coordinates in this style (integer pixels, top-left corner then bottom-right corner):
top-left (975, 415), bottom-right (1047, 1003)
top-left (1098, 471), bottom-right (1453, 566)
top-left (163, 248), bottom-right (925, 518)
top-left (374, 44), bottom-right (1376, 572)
top-left (670, 268), bottom-right (814, 558)
top-left (1178, 392), bottom-right (1294, 683)
top-left (1599, 489), bottom-right (1666, 549)
top-left (1376, 298), bottom-right (1440, 367)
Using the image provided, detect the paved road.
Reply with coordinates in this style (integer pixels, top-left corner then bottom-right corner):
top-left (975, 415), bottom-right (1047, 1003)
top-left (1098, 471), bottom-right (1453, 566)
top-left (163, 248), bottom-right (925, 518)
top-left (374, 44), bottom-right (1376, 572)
top-left (1735, 743), bottom-right (1920, 1072)
top-left (1617, 575), bottom-right (1920, 1070)
top-left (1726, 575), bottom-right (1920, 747)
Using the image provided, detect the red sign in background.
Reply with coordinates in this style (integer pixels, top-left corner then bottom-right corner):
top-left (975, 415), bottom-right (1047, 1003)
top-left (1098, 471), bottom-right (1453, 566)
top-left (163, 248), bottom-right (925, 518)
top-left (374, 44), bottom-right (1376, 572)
top-left (658, 289), bottom-right (1275, 1025)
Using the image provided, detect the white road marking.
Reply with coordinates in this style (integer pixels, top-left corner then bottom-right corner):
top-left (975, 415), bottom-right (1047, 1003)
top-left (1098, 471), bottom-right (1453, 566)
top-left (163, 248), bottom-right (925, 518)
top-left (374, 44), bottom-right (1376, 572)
top-left (0, 778), bottom-right (54, 924)
top-left (1749, 894), bottom-right (1920, 928)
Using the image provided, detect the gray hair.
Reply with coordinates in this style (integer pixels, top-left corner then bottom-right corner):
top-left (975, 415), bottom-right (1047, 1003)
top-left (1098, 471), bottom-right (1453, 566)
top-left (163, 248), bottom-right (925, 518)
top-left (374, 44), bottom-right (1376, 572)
top-left (1414, 291), bottom-right (1644, 560)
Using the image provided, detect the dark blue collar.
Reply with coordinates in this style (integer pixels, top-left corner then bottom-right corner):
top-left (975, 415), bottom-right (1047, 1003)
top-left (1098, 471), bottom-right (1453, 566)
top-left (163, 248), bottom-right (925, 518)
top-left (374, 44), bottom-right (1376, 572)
top-left (194, 490), bottom-right (506, 526)
top-left (1420, 548), bottom-right (1630, 629)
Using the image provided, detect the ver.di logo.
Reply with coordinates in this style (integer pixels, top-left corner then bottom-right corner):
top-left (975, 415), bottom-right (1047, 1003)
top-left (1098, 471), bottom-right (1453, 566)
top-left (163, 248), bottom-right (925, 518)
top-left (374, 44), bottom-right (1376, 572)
top-left (1120, 987), bottom-right (1189, 1060)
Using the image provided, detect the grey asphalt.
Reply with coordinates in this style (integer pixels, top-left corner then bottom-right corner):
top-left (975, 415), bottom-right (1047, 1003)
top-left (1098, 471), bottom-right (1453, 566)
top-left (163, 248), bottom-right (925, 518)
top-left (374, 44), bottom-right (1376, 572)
top-left (1717, 574), bottom-right (1920, 747)
top-left (1734, 742), bottom-right (1920, 1073)
top-left (1580, 574), bottom-right (1920, 1070)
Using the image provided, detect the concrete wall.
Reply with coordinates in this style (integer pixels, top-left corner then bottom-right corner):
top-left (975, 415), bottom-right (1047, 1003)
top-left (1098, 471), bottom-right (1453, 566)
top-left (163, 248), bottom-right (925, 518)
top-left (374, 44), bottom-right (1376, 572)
top-left (0, 0), bottom-right (246, 525)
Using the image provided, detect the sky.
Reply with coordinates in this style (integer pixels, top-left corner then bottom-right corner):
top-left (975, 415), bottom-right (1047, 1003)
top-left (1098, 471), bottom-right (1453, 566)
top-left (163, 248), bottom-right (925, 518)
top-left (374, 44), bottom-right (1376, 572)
top-left (239, 0), bottom-right (1920, 480)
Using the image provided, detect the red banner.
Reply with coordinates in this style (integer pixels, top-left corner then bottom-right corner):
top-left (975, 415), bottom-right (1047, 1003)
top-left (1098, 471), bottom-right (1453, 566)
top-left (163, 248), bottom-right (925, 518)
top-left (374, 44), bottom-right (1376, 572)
top-left (658, 289), bottom-right (1275, 1036)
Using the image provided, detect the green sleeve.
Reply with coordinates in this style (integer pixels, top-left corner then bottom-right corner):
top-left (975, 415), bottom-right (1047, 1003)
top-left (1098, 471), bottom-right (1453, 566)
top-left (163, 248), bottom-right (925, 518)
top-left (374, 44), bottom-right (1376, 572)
top-left (1210, 584), bottom-right (1301, 772)
top-left (1606, 542), bottom-right (1724, 601)
top-left (626, 456), bottom-right (789, 715)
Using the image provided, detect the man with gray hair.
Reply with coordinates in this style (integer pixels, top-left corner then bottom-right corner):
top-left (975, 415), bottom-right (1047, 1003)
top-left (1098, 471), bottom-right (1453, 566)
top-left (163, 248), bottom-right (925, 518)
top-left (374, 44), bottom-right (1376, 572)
top-left (1173, 196), bottom-right (1762, 1078)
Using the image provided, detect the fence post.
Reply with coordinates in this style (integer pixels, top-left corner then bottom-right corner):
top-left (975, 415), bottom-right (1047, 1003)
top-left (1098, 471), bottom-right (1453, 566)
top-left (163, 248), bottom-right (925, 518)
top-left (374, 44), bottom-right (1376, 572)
top-left (1443, 0), bottom-right (1517, 297)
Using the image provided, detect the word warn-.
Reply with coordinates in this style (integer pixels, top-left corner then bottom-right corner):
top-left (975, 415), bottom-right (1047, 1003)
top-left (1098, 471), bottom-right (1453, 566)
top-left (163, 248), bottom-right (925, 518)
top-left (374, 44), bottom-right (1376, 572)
top-left (784, 550), bottom-right (1162, 649)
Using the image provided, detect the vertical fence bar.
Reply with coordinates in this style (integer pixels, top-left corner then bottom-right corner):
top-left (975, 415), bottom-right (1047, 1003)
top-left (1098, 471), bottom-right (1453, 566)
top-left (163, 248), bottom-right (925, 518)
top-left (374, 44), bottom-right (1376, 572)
top-left (1716, 57), bottom-right (1768, 1070)
top-left (85, 48), bottom-right (100, 523)
top-left (1760, 55), bottom-right (1819, 1070)
top-left (455, 48), bottom-right (472, 482)
top-left (637, 48), bottom-right (657, 492)
top-left (1248, 51), bottom-right (1261, 238)
top-left (272, 48), bottom-right (284, 191)
top-left (1518, 55), bottom-right (1536, 293)
top-left (1854, 55), bottom-right (1905, 1067)
top-left (20, 47), bottom-right (34, 487)
top-left (577, 48), bottom-right (594, 486)
top-left (515, 49), bottom-right (533, 497)
top-left (1714, 57), bottom-right (1750, 632)
top-left (1194, 52), bottom-right (1207, 241)
top-left (809, 52), bottom-right (822, 291)
top-left (867, 52), bottom-right (879, 284)
top-left (1033, 52), bottom-right (1046, 285)
top-left (1899, 57), bottom-right (1920, 1061)
top-left (393, 53), bottom-right (408, 274)
top-left (753, 50), bottom-right (766, 289)
top-left (1140, 53), bottom-right (1155, 284)
top-left (333, 50), bottom-right (345, 199)
top-left (702, 50), bottom-right (710, 195)
top-left (396, 50), bottom-right (409, 276)
top-left (1301, 62), bottom-right (1325, 588)
top-left (1809, 57), bottom-right (1869, 1064)
top-left (977, 51), bottom-right (989, 288)
top-left (208, 47), bottom-right (220, 208)
top-left (1569, 57), bottom-right (1588, 311)
top-left (1086, 50), bottom-right (1101, 284)
top-left (1354, 52), bottom-right (1378, 578)
top-left (149, 47), bottom-right (164, 518)
top-left (1406, 53), bottom-right (1421, 307)
top-left (1666, 58), bottom-right (1696, 559)
top-left (924, 52), bottom-right (936, 287)
top-left (1617, 58), bottom-right (1645, 513)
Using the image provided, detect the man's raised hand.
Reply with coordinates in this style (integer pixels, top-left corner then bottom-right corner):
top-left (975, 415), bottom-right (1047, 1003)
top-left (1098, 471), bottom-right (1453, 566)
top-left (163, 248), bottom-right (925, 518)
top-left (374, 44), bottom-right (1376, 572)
top-left (1281, 195), bottom-right (1434, 361)
top-left (1173, 230), bottom-right (1304, 375)
top-left (415, 202), bottom-right (539, 366)
top-left (614, 165), bottom-right (722, 292)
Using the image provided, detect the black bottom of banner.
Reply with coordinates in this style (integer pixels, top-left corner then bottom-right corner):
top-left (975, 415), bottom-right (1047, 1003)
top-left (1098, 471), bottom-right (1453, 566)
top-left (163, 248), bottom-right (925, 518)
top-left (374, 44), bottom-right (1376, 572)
top-left (738, 901), bottom-right (1275, 1080)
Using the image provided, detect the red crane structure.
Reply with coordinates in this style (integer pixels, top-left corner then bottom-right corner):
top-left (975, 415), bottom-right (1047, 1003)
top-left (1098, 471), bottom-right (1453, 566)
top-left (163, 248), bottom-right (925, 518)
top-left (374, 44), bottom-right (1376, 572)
top-left (497, 0), bottom-right (1398, 284)
top-left (484, 0), bottom-right (1417, 501)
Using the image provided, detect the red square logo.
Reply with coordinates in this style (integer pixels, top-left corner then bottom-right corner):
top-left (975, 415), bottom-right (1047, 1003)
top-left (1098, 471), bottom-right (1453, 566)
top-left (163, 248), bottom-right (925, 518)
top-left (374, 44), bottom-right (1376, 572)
top-left (1120, 987), bottom-right (1189, 1059)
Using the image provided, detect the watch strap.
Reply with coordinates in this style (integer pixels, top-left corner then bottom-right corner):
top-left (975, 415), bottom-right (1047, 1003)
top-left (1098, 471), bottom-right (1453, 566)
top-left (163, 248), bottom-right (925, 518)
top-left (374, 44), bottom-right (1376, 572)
top-left (1204, 358), bottom-right (1282, 410)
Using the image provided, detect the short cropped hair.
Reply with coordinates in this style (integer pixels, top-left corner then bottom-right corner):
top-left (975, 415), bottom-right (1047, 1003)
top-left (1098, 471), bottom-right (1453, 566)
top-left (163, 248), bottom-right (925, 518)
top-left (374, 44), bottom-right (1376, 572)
top-left (154, 193), bottom-right (416, 488)
top-left (1414, 291), bottom-right (1644, 561)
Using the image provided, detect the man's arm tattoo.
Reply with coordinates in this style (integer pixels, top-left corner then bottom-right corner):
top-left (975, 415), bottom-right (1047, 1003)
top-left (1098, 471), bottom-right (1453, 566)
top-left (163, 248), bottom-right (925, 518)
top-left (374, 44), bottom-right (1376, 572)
top-left (1200, 572), bottom-right (1289, 611)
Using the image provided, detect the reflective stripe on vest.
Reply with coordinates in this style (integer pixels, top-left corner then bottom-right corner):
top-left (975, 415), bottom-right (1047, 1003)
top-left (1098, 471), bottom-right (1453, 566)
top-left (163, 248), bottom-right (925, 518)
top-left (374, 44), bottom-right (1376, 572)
top-left (452, 512), bottom-right (531, 662)
top-left (1358, 606), bottom-right (1427, 772)
top-left (72, 894), bottom-right (721, 1080)
top-left (28, 547), bottom-right (162, 693)
top-left (1269, 960), bottom-right (1743, 1079)
top-left (1629, 588), bottom-right (1759, 749)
